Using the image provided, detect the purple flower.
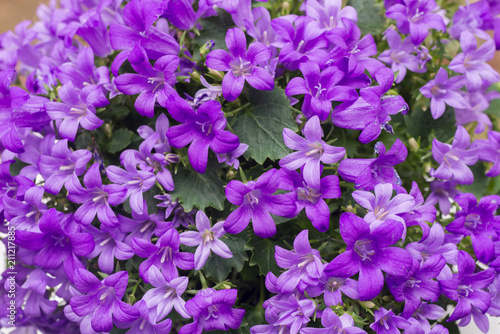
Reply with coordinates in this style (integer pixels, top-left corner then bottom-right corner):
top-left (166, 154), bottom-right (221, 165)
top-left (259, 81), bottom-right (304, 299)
top-left (271, 16), bottom-right (329, 71)
top-left (378, 28), bottom-right (422, 83)
top-left (386, 0), bottom-right (446, 45)
top-left (280, 115), bottom-right (346, 188)
top-left (206, 27), bottom-right (273, 101)
top-left (66, 163), bottom-right (128, 227)
top-left (166, 98), bottom-right (239, 174)
top-left (425, 180), bottom-right (461, 215)
top-left (37, 138), bottom-right (91, 195)
top-left (115, 48), bottom-right (179, 117)
top-left (69, 269), bottom-right (139, 333)
top-left (306, 264), bottom-right (360, 306)
top-left (301, 308), bottom-right (366, 334)
top-left (280, 170), bottom-right (341, 232)
top-left (193, 75), bottom-right (223, 106)
top-left (440, 251), bottom-right (495, 325)
top-left (387, 255), bottom-right (446, 318)
top-left (449, 31), bottom-right (499, 91)
top-left (131, 228), bottom-right (194, 282)
top-left (285, 62), bottom-right (357, 121)
top-left (137, 113), bottom-right (171, 154)
top-left (353, 183), bottom-right (415, 238)
top-left (431, 126), bottom-right (478, 185)
top-left (324, 212), bottom-right (413, 300)
top-left (3, 185), bottom-right (47, 231)
top-left (179, 210), bottom-right (232, 270)
top-left (406, 223), bottom-right (460, 271)
top-left (224, 168), bottom-right (297, 238)
top-left (244, 7), bottom-right (277, 48)
top-left (45, 82), bottom-right (106, 141)
top-left (399, 182), bottom-right (437, 240)
top-left (370, 308), bottom-right (411, 334)
top-left (454, 91), bottom-right (493, 135)
top-left (419, 67), bottom-right (467, 119)
top-left (85, 225), bottom-right (134, 274)
top-left (338, 139), bottom-right (407, 192)
top-left (16, 209), bottom-right (94, 279)
top-left (474, 130), bottom-right (500, 177)
top-left (142, 266), bottom-right (190, 320)
top-left (106, 156), bottom-right (156, 216)
top-left (125, 300), bottom-right (172, 334)
top-left (305, 0), bottom-right (358, 33)
top-left (274, 230), bottom-right (323, 293)
top-left (446, 193), bottom-right (500, 263)
top-left (57, 47), bottom-right (110, 90)
top-left (109, 0), bottom-right (180, 75)
top-left (216, 143), bottom-right (248, 169)
top-left (179, 288), bottom-right (245, 334)
top-left (449, 0), bottom-right (493, 41)
top-left (268, 294), bottom-right (316, 334)
top-left (333, 68), bottom-right (408, 143)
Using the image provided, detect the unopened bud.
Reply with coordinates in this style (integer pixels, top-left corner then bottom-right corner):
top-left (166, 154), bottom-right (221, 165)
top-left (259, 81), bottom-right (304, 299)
top-left (165, 153), bottom-right (180, 164)
top-left (104, 124), bottom-right (112, 138)
top-left (408, 138), bottom-right (419, 151)
top-left (208, 68), bottom-right (224, 81)
top-left (360, 301), bottom-right (376, 308)
top-left (345, 205), bottom-right (355, 213)
top-left (282, 1), bottom-right (290, 15)
top-left (200, 40), bottom-right (215, 56)
top-left (190, 70), bottom-right (200, 82)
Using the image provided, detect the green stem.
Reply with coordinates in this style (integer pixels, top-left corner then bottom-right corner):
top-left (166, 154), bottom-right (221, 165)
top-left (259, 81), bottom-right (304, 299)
top-left (239, 167), bottom-right (248, 183)
top-left (199, 270), bottom-right (208, 289)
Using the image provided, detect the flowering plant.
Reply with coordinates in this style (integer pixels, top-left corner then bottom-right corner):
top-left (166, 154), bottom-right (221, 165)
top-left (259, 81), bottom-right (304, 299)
top-left (2, 0), bottom-right (500, 333)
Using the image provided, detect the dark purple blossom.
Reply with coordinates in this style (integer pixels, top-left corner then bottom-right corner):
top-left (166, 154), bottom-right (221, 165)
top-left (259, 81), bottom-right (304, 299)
top-left (66, 163), bottom-right (128, 227)
top-left (454, 91), bottom-right (494, 135)
top-left (386, 0), bottom-right (446, 45)
top-left (474, 130), bottom-right (500, 177)
top-left (387, 255), bottom-right (446, 318)
top-left (125, 300), bottom-right (172, 334)
top-left (115, 48), bottom-right (179, 118)
top-left (271, 16), bottom-right (329, 71)
top-left (440, 251), bottom-right (495, 326)
top-left (280, 115), bottom-right (346, 188)
top-left (267, 294), bottom-right (316, 334)
top-left (333, 68), bottom-right (408, 143)
top-left (3, 185), bottom-right (47, 231)
top-left (425, 180), bottom-right (461, 215)
top-left (399, 182), bottom-right (437, 240)
top-left (224, 168), bottom-right (297, 238)
top-left (305, 0), bottom-right (358, 33)
top-left (178, 288), bottom-right (245, 334)
top-left (419, 67), bottom-right (467, 119)
top-left (216, 143), bottom-right (248, 169)
top-left (446, 193), bottom-right (500, 263)
top-left (430, 126), bottom-right (478, 185)
top-left (57, 47), bottom-right (110, 90)
top-left (306, 264), bottom-right (360, 306)
top-left (137, 113), bottom-right (171, 154)
top-left (449, 31), bottom-right (499, 91)
top-left (324, 212), bottom-right (413, 300)
top-left (280, 169), bottom-right (341, 232)
top-left (131, 228), bottom-right (194, 282)
top-left (69, 269), bottom-right (139, 333)
top-left (166, 98), bottom-right (239, 174)
top-left (206, 27), bottom-right (274, 101)
top-left (16, 209), bottom-right (94, 278)
top-left (285, 62), bottom-right (357, 120)
top-left (179, 210), bottom-right (232, 270)
top-left (338, 139), bottom-right (407, 192)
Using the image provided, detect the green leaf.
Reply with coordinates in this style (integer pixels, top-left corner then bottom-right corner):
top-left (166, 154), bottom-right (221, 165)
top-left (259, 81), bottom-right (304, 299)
top-left (232, 87), bottom-right (298, 164)
top-left (170, 163), bottom-right (226, 211)
top-left (249, 238), bottom-right (280, 276)
top-left (193, 9), bottom-right (234, 51)
top-left (404, 106), bottom-right (456, 146)
top-left (107, 129), bottom-right (133, 154)
top-left (348, 0), bottom-right (386, 36)
top-left (460, 163), bottom-right (488, 198)
top-left (8, 159), bottom-right (28, 177)
top-left (75, 131), bottom-right (92, 150)
top-left (204, 233), bottom-right (249, 282)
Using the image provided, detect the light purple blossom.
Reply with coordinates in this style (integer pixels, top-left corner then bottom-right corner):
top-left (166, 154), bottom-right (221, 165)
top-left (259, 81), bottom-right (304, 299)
top-left (179, 210), bottom-right (232, 270)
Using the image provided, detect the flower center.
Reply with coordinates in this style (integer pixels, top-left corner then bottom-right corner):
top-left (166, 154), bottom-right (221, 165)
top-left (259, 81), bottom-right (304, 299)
top-left (464, 213), bottom-right (482, 230)
top-left (297, 253), bottom-right (315, 269)
top-left (195, 120), bottom-right (213, 135)
top-left (354, 238), bottom-right (375, 261)
top-left (305, 142), bottom-right (324, 158)
top-left (92, 189), bottom-right (109, 204)
top-left (204, 305), bottom-right (219, 320)
top-left (160, 246), bottom-right (174, 263)
top-left (458, 284), bottom-right (472, 298)
top-left (374, 206), bottom-right (390, 220)
top-left (50, 234), bottom-right (68, 247)
top-left (405, 277), bottom-right (422, 288)
top-left (147, 76), bottom-right (165, 93)
top-left (244, 190), bottom-right (261, 207)
top-left (297, 186), bottom-right (321, 205)
top-left (326, 277), bottom-right (346, 292)
top-left (313, 83), bottom-right (327, 99)
top-left (231, 56), bottom-right (253, 77)
top-left (409, 8), bottom-right (425, 23)
top-left (443, 151), bottom-right (460, 167)
top-left (202, 229), bottom-right (215, 245)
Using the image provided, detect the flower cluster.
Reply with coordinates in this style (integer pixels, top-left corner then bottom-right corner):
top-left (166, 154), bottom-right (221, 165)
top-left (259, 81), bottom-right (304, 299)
top-left (1, 0), bottom-right (500, 334)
